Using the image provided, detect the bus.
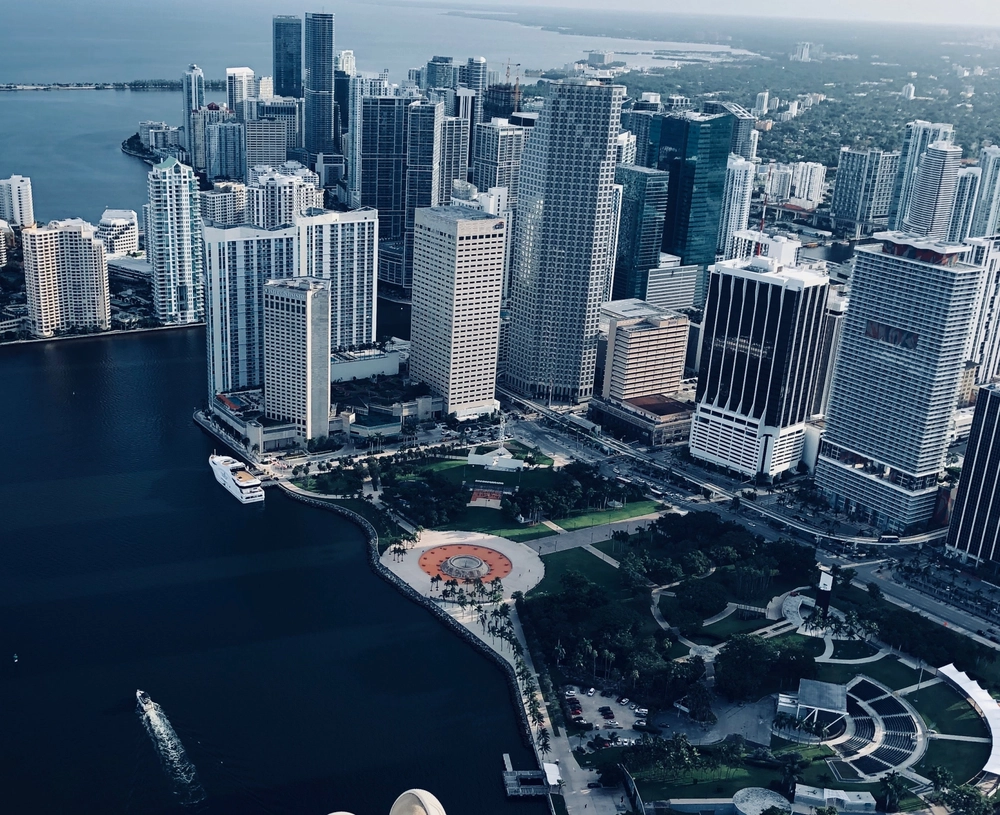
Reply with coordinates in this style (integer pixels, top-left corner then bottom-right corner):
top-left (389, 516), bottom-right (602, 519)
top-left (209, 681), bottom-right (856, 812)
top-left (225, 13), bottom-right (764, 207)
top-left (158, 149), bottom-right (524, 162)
top-left (878, 534), bottom-right (901, 543)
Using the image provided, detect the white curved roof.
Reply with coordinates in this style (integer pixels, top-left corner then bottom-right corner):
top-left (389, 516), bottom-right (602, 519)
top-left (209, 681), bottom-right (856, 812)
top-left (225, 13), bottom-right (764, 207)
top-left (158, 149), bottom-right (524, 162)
top-left (389, 790), bottom-right (447, 815)
top-left (938, 664), bottom-right (1000, 774)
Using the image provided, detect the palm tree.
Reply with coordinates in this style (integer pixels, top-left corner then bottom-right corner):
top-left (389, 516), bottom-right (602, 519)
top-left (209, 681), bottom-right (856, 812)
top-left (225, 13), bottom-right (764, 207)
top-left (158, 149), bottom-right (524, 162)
top-left (880, 771), bottom-right (906, 812)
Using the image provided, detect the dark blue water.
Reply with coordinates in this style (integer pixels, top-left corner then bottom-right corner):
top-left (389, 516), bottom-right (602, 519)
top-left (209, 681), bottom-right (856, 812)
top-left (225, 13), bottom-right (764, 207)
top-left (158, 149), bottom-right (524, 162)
top-left (0, 328), bottom-right (541, 815)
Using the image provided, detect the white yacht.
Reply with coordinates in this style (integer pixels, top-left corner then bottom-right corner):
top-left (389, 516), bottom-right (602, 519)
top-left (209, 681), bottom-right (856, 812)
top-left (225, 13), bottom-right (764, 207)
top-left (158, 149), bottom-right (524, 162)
top-left (209, 455), bottom-right (265, 504)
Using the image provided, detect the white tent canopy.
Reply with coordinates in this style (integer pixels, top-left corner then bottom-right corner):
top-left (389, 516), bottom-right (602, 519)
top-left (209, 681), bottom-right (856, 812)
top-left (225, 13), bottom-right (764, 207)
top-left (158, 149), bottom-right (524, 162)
top-left (938, 663), bottom-right (1000, 775)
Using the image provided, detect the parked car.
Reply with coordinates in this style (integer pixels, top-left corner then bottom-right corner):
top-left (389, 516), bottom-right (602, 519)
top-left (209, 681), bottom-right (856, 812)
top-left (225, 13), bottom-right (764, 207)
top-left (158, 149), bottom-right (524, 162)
top-left (587, 782), bottom-right (602, 789)
top-left (598, 706), bottom-right (612, 713)
top-left (634, 719), bottom-right (647, 727)
top-left (620, 697), bottom-right (630, 706)
top-left (587, 687), bottom-right (596, 697)
top-left (636, 708), bottom-right (649, 716)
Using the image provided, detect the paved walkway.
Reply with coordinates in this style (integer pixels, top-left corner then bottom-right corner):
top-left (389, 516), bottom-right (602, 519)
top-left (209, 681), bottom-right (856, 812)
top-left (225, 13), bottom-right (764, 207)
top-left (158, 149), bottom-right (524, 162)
top-left (928, 733), bottom-right (991, 743)
top-left (815, 636), bottom-right (892, 664)
top-left (583, 545), bottom-right (620, 568)
top-left (542, 520), bottom-right (567, 534)
top-left (896, 677), bottom-right (942, 696)
top-left (702, 603), bottom-right (739, 626)
top-left (525, 513), bottom-right (663, 556)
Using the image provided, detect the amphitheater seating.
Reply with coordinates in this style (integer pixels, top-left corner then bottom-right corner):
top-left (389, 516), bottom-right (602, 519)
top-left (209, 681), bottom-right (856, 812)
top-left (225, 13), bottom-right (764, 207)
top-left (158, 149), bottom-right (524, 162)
top-left (853, 755), bottom-right (892, 775)
top-left (872, 746), bottom-right (912, 766)
top-left (870, 696), bottom-right (908, 717)
top-left (882, 715), bottom-right (917, 734)
top-left (849, 680), bottom-right (888, 702)
top-left (883, 732), bottom-right (916, 751)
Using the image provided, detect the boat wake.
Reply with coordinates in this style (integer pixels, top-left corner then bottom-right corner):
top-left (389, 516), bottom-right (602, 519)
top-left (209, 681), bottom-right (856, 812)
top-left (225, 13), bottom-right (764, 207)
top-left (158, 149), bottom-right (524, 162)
top-left (138, 692), bottom-right (207, 807)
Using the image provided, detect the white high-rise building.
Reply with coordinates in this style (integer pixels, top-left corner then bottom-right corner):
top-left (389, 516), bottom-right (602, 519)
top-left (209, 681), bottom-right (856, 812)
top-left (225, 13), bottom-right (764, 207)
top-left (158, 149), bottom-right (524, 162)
top-left (753, 90), bottom-right (769, 117)
top-left (599, 300), bottom-right (689, 401)
top-left (409, 207), bottom-right (506, 418)
top-left (816, 232), bottom-right (984, 532)
top-left (337, 50), bottom-right (356, 76)
top-left (616, 131), bottom-right (637, 166)
top-left (244, 119), bottom-right (288, 182)
top-left (263, 278), bottom-right (331, 441)
top-left (964, 235), bottom-right (1000, 386)
top-left (145, 157), bottom-right (204, 324)
top-left (96, 209), bottom-right (139, 257)
top-left (902, 83), bottom-right (916, 100)
top-left (345, 71), bottom-right (392, 208)
top-left (203, 208), bottom-right (378, 399)
top-left (888, 120), bottom-right (956, 231)
top-left (0, 175), bottom-right (35, 227)
top-left (257, 76), bottom-right (274, 101)
top-left (717, 154), bottom-right (755, 260)
top-left (690, 255), bottom-right (829, 478)
top-left (227, 67), bottom-right (256, 120)
top-left (948, 167), bottom-right (981, 244)
top-left (901, 140), bottom-right (963, 241)
top-left (248, 166), bottom-right (324, 228)
top-left (189, 105), bottom-right (232, 172)
top-left (790, 161), bottom-right (826, 207)
top-left (181, 64), bottom-right (206, 154)
top-left (507, 80), bottom-right (624, 402)
top-left (200, 182), bottom-right (247, 227)
top-left (472, 118), bottom-right (526, 208)
top-left (23, 219), bottom-right (110, 338)
top-left (971, 145), bottom-right (1000, 238)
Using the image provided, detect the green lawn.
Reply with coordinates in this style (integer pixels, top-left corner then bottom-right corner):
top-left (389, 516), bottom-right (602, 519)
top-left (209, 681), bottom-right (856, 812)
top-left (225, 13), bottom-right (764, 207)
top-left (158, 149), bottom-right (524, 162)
top-left (907, 681), bottom-right (990, 738)
top-left (815, 656), bottom-right (918, 690)
top-left (831, 639), bottom-right (881, 660)
top-left (699, 613), bottom-right (770, 641)
top-left (440, 505), bottom-right (556, 543)
top-left (555, 500), bottom-right (662, 531)
top-left (504, 439), bottom-right (556, 466)
top-left (529, 548), bottom-right (624, 598)
top-left (415, 458), bottom-right (560, 491)
top-left (769, 632), bottom-right (826, 658)
top-left (916, 738), bottom-right (991, 785)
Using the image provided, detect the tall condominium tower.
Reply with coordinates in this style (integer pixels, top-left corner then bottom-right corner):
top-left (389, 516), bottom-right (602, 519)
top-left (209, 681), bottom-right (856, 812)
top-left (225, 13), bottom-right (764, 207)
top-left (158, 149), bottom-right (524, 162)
top-left (790, 161), bottom-right (827, 206)
top-left (425, 56), bottom-right (458, 90)
top-left (304, 12), bottom-right (336, 160)
top-left (400, 101), bottom-right (444, 291)
top-left (689, 256), bottom-right (828, 478)
top-left (948, 167), bottom-right (981, 244)
top-left (273, 15), bottom-right (302, 99)
top-left (248, 166), bottom-right (323, 228)
top-left (96, 209), bottom-right (139, 256)
top-left (462, 56), bottom-right (488, 125)
top-left (702, 101), bottom-right (756, 161)
top-left (344, 72), bottom-right (392, 208)
top-left (473, 118), bottom-right (526, 208)
top-left (23, 218), bottom-right (110, 338)
top-left (901, 140), bottom-right (962, 240)
top-left (244, 119), bottom-right (288, 182)
top-left (888, 120), bottom-right (955, 231)
top-left (438, 116), bottom-right (470, 205)
top-left (972, 145), bottom-right (1000, 238)
top-left (816, 233), bottom-right (983, 532)
top-left (717, 154), bottom-right (755, 260)
top-left (190, 104), bottom-right (232, 173)
top-left (356, 95), bottom-right (409, 240)
top-left (830, 147), bottom-right (900, 238)
top-left (507, 80), bottom-right (624, 402)
top-left (0, 175), bottom-right (34, 227)
top-left (203, 208), bottom-right (378, 400)
top-left (964, 235), bottom-right (1000, 386)
top-left (612, 165), bottom-right (670, 301)
top-left (206, 122), bottom-right (246, 181)
top-left (409, 207), bottom-right (506, 418)
top-left (263, 278), bottom-right (331, 442)
top-left (226, 67), bottom-right (256, 120)
top-left (659, 111), bottom-right (734, 306)
top-left (620, 109), bottom-right (659, 168)
top-left (946, 384), bottom-right (1000, 564)
top-left (181, 64), bottom-right (206, 154)
top-left (145, 158), bottom-right (204, 324)
top-left (200, 181), bottom-right (247, 227)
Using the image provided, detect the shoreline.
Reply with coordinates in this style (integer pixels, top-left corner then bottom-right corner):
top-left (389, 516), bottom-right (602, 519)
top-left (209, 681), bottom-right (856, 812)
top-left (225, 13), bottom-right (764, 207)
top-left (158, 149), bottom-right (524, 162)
top-left (0, 322), bottom-right (204, 348)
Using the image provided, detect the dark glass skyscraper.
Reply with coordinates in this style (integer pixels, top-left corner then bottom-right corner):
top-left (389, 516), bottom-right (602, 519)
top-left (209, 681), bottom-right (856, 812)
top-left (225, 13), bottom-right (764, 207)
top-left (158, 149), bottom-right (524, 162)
top-left (612, 165), bottom-right (670, 301)
top-left (272, 16), bottom-right (302, 99)
top-left (658, 111), bottom-right (733, 305)
top-left (304, 12), bottom-right (336, 159)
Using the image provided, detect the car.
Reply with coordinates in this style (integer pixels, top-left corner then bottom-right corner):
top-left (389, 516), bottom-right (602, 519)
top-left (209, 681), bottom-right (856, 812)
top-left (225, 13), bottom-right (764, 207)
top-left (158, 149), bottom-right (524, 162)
top-left (587, 687), bottom-right (596, 696)
top-left (602, 712), bottom-right (615, 719)
top-left (598, 706), bottom-right (612, 713)
top-left (747, 522), bottom-right (756, 527)
top-left (636, 708), bottom-right (649, 716)
top-left (634, 720), bottom-right (647, 727)
top-left (564, 687), bottom-right (577, 696)
top-left (616, 696), bottom-right (626, 704)
top-left (630, 703), bottom-right (638, 711)
top-left (978, 629), bottom-right (986, 636)
top-left (587, 782), bottom-right (603, 789)
top-left (606, 721), bottom-right (621, 728)
top-left (620, 697), bottom-right (630, 706)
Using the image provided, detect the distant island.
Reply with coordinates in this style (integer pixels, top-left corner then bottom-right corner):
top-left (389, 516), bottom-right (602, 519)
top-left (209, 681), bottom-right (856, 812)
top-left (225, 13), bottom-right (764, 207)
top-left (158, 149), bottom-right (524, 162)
top-left (0, 79), bottom-right (226, 92)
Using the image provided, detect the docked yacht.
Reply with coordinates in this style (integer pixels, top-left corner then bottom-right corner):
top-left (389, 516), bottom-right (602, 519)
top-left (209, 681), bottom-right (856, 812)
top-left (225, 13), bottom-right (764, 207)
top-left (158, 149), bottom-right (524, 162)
top-left (209, 455), bottom-right (265, 504)
top-left (136, 689), bottom-right (155, 713)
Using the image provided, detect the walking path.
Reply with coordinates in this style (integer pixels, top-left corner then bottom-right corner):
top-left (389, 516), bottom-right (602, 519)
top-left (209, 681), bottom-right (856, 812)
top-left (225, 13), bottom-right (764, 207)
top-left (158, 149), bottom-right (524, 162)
top-left (927, 734), bottom-right (991, 743)
top-left (542, 520), bottom-right (567, 534)
top-left (815, 635), bottom-right (892, 664)
top-left (583, 545), bottom-right (620, 568)
top-left (525, 513), bottom-right (662, 556)
top-left (897, 677), bottom-right (942, 696)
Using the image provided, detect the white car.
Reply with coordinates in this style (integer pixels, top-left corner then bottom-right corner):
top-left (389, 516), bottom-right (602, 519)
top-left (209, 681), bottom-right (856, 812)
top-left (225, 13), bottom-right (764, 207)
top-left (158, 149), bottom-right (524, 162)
top-left (636, 708), bottom-right (649, 716)
top-left (587, 687), bottom-right (596, 697)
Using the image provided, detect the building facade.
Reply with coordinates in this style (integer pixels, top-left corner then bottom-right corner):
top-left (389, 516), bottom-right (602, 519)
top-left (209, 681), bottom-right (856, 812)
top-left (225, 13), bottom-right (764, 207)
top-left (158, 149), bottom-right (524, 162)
top-left (612, 165), bottom-right (671, 301)
top-left (263, 277), bottom-right (331, 441)
top-left (830, 147), bottom-right (900, 238)
top-left (900, 141), bottom-right (962, 241)
top-left (717, 154), bottom-right (755, 260)
top-left (23, 219), bottom-right (110, 338)
top-left (972, 145), bottom-right (1000, 238)
top-left (145, 157), bottom-right (204, 324)
top-left (600, 300), bottom-right (688, 401)
top-left (946, 385), bottom-right (1000, 564)
top-left (244, 119), bottom-right (288, 183)
top-left (506, 80), bottom-right (625, 402)
top-left (303, 12), bottom-right (336, 160)
top-left (0, 175), bottom-right (34, 227)
top-left (409, 207), bottom-right (506, 418)
top-left (206, 122), bottom-right (246, 181)
top-left (181, 64), bottom-right (206, 155)
top-left (816, 233), bottom-right (983, 532)
top-left (272, 15), bottom-right (303, 99)
top-left (689, 256), bottom-right (829, 478)
top-left (472, 118), bottom-right (526, 209)
top-left (96, 209), bottom-right (139, 256)
top-left (888, 120), bottom-right (955, 232)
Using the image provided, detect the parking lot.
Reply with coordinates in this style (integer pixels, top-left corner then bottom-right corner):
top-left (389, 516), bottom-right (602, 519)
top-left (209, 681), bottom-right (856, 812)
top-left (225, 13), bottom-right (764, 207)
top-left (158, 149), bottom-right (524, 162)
top-left (563, 686), bottom-right (649, 745)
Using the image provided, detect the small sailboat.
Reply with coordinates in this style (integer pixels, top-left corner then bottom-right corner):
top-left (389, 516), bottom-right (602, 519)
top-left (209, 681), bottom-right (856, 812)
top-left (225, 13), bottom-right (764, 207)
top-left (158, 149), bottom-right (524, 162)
top-left (13, 653), bottom-right (18, 663)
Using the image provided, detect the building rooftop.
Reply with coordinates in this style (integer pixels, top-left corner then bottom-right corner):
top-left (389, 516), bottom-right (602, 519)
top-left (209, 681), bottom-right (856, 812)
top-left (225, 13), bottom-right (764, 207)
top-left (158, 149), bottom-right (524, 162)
top-left (625, 394), bottom-right (692, 417)
top-left (419, 206), bottom-right (502, 223)
top-left (602, 298), bottom-right (679, 321)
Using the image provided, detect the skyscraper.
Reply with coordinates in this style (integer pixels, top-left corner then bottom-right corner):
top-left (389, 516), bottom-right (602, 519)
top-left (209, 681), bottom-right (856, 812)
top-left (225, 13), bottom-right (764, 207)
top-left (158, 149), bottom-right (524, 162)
top-left (689, 255), bottom-right (828, 478)
top-left (190, 104), bottom-right (232, 173)
top-left (263, 277), bottom-right (331, 442)
top-left (462, 57), bottom-right (488, 125)
top-left (248, 166), bottom-right (323, 228)
top-left (344, 71), bottom-right (392, 207)
top-left (206, 122), bottom-right (246, 181)
top-left (948, 167), bottom-right (981, 244)
top-left (717, 154), bottom-right (755, 260)
top-left (946, 384), bottom-right (1000, 564)
top-left (425, 56), bottom-right (458, 90)
top-left (816, 233), bottom-right (983, 532)
top-left (888, 120), bottom-right (956, 231)
top-left (473, 118), bottom-right (526, 208)
top-left (244, 119), bottom-right (288, 182)
top-left (702, 101), bottom-right (756, 161)
top-left (438, 116), bottom-right (470, 205)
top-left (181, 64), bottom-right (206, 155)
top-left (357, 95), bottom-right (409, 240)
top-left (226, 67), bottom-right (256, 120)
top-left (599, 300), bottom-right (689, 401)
top-left (23, 218), bottom-right (110, 338)
top-left (304, 12), bottom-right (336, 160)
top-left (658, 111), bottom-right (734, 306)
top-left (972, 145), bottom-right (1000, 238)
top-left (409, 207), bottom-right (506, 418)
top-left (96, 209), bottom-right (139, 256)
top-left (273, 15), bottom-right (303, 98)
top-left (0, 175), bottom-right (34, 227)
top-left (612, 165), bottom-right (670, 301)
top-left (507, 80), bottom-right (624, 402)
top-left (964, 235), bottom-right (1000, 386)
top-left (901, 140), bottom-right (962, 240)
top-left (830, 147), bottom-right (900, 238)
top-left (145, 157), bottom-right (204, 324)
